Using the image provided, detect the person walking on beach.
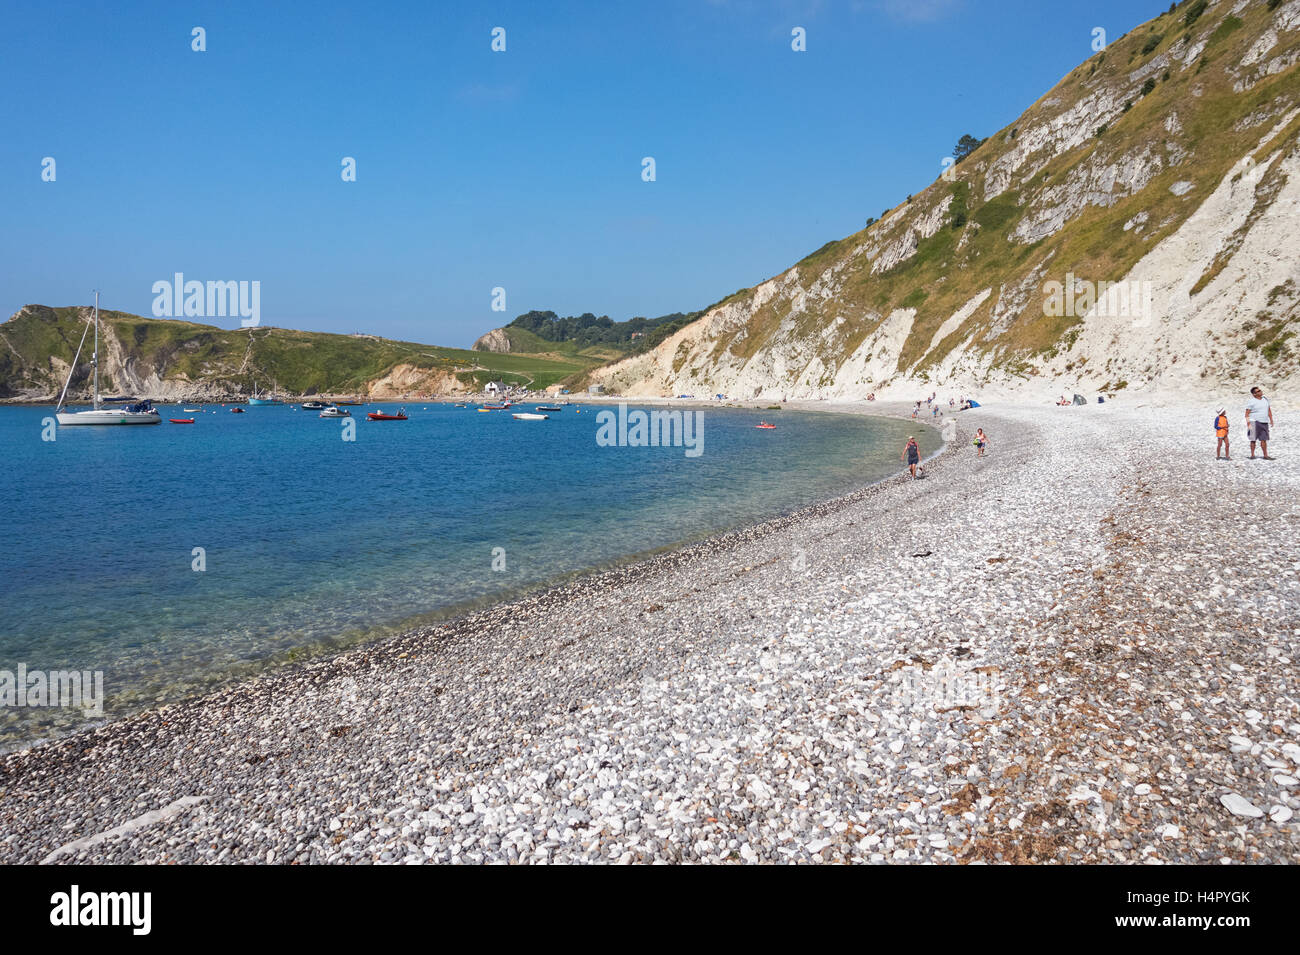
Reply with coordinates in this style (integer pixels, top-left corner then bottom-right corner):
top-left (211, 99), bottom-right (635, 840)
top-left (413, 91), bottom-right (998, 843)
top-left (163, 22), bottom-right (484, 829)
top-left (973, 428), bottom-right (988, 457)
top-left (902, 436), bottom-right (920, 478)
top-left (1246, 386), bottom-right (1274, 459)
top-left (1214, 408), bottom-right (1230, 460)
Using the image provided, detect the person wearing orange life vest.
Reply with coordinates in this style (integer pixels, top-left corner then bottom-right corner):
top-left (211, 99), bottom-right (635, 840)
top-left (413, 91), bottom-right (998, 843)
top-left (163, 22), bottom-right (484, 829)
top-left (1214, 409), bottom-right (1230, 460)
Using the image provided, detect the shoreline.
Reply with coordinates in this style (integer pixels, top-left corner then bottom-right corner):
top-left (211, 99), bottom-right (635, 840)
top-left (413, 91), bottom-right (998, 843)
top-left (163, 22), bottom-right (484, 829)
top-left (1, 403), bottom-right (942, 754)
top-left (3, 400), bottom-right (1296, 864)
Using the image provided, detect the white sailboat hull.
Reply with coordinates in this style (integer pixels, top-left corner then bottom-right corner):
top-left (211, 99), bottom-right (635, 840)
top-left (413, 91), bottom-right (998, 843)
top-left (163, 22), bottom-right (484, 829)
top-left (54, 294), bottom-right (161, 428)
top-left (57, 409), bottom-right (162, 426)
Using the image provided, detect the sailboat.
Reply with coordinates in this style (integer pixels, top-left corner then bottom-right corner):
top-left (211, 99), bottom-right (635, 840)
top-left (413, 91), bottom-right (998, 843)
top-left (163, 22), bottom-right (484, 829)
top-left (55, 293), bottom-right (160, 426)
top-left (248, 379), bottom-right (283, 405)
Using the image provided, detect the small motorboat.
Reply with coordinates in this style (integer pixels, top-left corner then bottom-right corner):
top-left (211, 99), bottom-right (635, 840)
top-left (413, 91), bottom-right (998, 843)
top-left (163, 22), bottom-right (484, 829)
top-left (535, 405), bottom-right (562, 412)
top-left (230, 407), bottom-right (246, 414)
top-left (320, 405), bottom-right (351, 418)
top-left (301, 400), bottom-right (327, 411)
top-left (454, 403), bottom-right (467, 408)
top-left (512, 412), bottom-right (549, 420)
top-left (183, 408), bottom-right (202, 413)
top-left (482, 403), bottom-right (508, 410)
top-left (755, 421), bottom-right (777, 429)
top-left (366, 408), bottom-right (407, 421)
top-left (169, 418), bottom-right (195, 424)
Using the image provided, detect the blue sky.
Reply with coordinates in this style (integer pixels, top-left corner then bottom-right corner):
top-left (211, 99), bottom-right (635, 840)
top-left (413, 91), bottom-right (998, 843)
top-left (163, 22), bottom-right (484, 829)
top-left (1, 0), bottom-right (1164, 346)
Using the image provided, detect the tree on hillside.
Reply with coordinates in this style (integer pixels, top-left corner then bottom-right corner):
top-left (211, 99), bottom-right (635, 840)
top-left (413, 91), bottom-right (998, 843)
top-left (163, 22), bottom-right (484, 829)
top-left (953, 133), bottom-right (986, 164)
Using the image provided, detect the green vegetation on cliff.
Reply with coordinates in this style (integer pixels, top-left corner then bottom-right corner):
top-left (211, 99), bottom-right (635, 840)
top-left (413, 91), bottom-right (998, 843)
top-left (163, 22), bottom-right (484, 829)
top-left (0, 306), bottom-right (585, 398)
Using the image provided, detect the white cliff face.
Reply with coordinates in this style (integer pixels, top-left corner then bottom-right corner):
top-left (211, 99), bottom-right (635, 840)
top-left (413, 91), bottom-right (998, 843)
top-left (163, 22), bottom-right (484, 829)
top-left (471, 328), bottom-right (512, 353)
top-left (984, 87), bottom-right (1129, 202)
top-left (592, 4), bottom-right (1300, 404)
top-left (871, 196), bottom-right (953, 274)
top-left (1011, 147), bottom-right (1165, 243)
top-left (597, 131), bottom-right (1298, 404)
top-left (1043, 142), bottom-right (1300, 397)
top-left (925, 288), bottom-right (992, 357)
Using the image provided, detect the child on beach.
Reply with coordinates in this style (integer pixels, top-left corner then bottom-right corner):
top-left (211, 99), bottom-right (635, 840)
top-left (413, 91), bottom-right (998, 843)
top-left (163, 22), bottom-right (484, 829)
top-left (1214, 409), bottom-right (1230, 460)
top-left (973, 428), bottom-right (988, 457)
top-left (902, 436), bottom-right (921, 478)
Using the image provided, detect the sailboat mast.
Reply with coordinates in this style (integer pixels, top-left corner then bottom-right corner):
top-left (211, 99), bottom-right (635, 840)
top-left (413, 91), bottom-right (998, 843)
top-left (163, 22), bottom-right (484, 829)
top-left (92, 291), bottom-right (100, 409)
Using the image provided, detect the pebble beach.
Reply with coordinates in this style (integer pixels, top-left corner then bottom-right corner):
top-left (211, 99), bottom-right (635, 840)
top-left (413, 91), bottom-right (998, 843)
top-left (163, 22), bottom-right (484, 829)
top-left (2, 400), bottom-right (1297, 864)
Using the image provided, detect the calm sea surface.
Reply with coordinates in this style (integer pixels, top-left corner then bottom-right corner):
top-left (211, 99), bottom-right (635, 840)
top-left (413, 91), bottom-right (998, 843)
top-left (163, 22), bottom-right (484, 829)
top-left (0, 401), bottom-right (935, 745)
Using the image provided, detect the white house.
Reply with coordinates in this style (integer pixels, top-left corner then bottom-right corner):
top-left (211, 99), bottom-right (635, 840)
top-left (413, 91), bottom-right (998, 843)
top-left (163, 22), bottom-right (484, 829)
top-left (485, 380), bottom-right (507, 395)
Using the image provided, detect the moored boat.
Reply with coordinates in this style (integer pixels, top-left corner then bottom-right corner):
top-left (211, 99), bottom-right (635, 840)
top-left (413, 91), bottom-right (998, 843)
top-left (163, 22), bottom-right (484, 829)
top-left (366, 408), bottom-right (407, 421)
top-left (169, 418), bottom-right (195, 424)
top-left (54, 293), bottom-right (162, 426)
top-left (320, 405), bottom-right (351, 418)
top-left (512, 412), bottom-right (549, 420)
top-left (248, 380), bottom-right (284, 405)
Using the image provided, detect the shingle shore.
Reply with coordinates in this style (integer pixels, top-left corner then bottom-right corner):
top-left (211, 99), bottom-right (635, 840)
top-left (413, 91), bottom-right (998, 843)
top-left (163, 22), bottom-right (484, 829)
top-left (2, 401), bottom-right (1296, 864)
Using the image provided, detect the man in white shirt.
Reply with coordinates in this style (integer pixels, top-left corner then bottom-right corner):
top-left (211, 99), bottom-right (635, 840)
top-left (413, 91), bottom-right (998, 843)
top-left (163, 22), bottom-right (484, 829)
top-left (1245, 386), bottom-right (1274, 459)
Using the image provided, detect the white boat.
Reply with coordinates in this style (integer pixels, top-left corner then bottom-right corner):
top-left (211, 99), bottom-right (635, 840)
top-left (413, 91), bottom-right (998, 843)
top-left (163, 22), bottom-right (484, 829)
top-left (511, 412), bottom-right (549, 420)
top-left (55, 293), bottom-right (161, 426)
top-left (319, 405), bottom-right (351, 418)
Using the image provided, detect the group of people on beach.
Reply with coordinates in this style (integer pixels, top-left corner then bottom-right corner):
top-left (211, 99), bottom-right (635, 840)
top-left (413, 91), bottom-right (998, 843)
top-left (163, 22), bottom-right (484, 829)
top-left (911, 392), bottom-right (955, 420)
top-left (1215, 386), bottom-right (1276, 460)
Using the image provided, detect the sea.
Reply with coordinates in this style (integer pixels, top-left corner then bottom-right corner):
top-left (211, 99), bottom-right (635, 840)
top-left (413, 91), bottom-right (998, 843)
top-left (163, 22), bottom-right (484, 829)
top-left (0, 400), bottom-right (936, 746)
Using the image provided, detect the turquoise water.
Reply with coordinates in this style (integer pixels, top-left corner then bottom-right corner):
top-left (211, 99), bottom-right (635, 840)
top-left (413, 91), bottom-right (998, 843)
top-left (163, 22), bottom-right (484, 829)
top-left (0, 401), bottom-right (934, 744)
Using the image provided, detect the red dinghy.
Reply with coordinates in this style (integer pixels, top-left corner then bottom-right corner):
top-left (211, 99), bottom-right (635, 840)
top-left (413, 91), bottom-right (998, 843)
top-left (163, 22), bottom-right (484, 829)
top-left (366, 409), bottom-right (408, 421)
top-left (169, 418), bottom-right (195, 424)
top-left (755, 421), bottom-right (776, 429)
